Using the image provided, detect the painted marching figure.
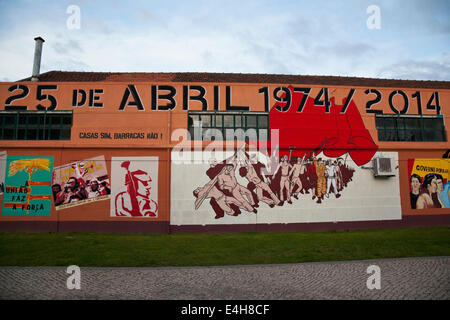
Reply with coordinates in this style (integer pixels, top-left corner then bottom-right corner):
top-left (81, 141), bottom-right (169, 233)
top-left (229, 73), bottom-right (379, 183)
top-left (313, 154), bottom-right (327, 203)
top-left (335, 159), bottom-right (344, 192)
top-left (289, 155), bottom-right (307, 199)
top-left (239, 153), bottom-right (280, 208)
top-left (115, 161), bottom-right (158, 217)
top-left (193, 166), bottom-right (243, 218)
top-left (325, 160), bottom-right (341, 199)
top-left (274, 155), bottom-right (293, 204)
top-left (304, 158), bottom-right (316, 197)
top-left (203, 157), bottom-right (241, 218)
top-left (260, 145), bottom-right (279, 184)
top-left (216, 154), bottom-right (257, 214)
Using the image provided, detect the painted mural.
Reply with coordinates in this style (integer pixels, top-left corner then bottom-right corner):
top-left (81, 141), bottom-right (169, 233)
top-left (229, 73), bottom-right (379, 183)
top-left (171, 150), bottom-right (401, 225)
top-left (110, 157), bottom-right (158, 217)
top-left (0, 151), bottom-right (6, 195)
top-left (408, 159), bottom-right (450, 209)
top-left (2, 156), bottom-right (53, 216)
top-left (52, 155), bottom-right (110, 210)
top-left (171, 85), bottom-right (403, 226)
top-left (193, 147), bottom-right (358, 219)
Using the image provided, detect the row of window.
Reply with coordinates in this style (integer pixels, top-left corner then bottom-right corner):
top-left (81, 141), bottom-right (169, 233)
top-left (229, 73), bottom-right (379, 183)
top-left (188, 112), bottom-right (269, 141)
top-left (188, 112), bottom-right (447, 142)
top-left (0, 111), bottom-right (72, 140)
top-left (375, 115), bottom-right (446, 142)
top-left (0, 111), bottom-right (446, 142)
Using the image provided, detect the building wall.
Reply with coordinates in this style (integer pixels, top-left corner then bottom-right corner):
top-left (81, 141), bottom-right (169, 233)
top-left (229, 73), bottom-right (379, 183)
top-left (0, 147), bottom-right (170, 233)
top-left (171, 150), bottom-right (402, 224)
top-left (0, 80), bottom-right (449, 233)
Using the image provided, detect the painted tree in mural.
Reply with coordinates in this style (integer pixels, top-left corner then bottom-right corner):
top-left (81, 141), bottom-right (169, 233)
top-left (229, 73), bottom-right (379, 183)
top-left (3, 158), bottom-right (52, 215)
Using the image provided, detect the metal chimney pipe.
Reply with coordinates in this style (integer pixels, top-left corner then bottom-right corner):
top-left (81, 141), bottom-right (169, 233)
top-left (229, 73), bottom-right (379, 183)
top-left (31, 36), bottom-right (45, 82)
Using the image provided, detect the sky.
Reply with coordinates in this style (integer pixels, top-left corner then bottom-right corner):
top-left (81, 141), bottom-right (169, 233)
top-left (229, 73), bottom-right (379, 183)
top-left (0, 0), bottom-right (449, 82)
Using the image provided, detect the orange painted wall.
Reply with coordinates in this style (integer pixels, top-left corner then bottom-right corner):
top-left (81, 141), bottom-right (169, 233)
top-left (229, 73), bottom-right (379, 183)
top-left (0, 82), bottom-right (448, 148)
top-left (1, 81), bottom-right (449, 222)
top-left (0, 147), bottom-right (170, 223)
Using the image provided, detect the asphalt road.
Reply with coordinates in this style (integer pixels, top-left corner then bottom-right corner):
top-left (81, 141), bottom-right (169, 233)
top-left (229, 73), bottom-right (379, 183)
top-left (0, 256), bottom-right (448, 300)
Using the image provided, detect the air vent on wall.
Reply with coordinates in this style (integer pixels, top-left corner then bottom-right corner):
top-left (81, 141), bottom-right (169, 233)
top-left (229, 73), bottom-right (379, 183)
top-left (372, 157), bottom-right (396, 177)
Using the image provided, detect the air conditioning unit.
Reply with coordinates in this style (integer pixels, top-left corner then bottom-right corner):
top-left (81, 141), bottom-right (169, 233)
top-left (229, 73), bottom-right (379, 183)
top-left (372, 157), bottom-right (396, 177)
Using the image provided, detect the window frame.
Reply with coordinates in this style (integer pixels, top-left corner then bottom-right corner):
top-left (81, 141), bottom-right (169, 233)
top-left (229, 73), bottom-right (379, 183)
top-left (0, 110), bottom-right (73, 140)
top-left (187, 111), bottom-right (269, 141)
top-left (375, 114), bottom-right (446, 142)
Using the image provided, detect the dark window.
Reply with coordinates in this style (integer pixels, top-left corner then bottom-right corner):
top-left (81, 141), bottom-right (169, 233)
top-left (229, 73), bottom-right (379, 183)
top-left (215, 115), bottom-right (222, 127)
top-left (0, 111), bottom-right (73, 140)
top-left (375, 115), bottom-right (446, 142)
top-left (234, 115), bottom-right (243, 127)
top-left (246, 115), bottom-right (257, 128)
top-left (223, 115), bottom-right (234, 128)
top-left (187, 112), bottom-right (269, 141)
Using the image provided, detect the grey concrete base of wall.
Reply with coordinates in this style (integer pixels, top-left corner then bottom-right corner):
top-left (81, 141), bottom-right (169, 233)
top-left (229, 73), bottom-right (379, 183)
top-left (170, 215), bottom-right (450, 233)
top-left (0, 215), bottom-right (449, 234)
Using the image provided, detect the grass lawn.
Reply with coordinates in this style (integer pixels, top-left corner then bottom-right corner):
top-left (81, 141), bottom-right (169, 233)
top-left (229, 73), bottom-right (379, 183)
top-left (0, 227), bottom-right (449, 267)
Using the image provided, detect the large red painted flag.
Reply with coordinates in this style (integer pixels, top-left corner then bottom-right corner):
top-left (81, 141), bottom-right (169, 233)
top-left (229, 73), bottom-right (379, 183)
top-left (253, 86), bottom-right (378, 166)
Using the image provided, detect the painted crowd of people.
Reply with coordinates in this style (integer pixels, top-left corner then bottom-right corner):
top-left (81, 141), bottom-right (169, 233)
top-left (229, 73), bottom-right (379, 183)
top-left (410, 173), bottom-right (449, 209)
top-left (52, 162), bottom-right (111, 207)
top-left (52, 176), bottom-right (111, 206)
top-left (193, 149), bottom-right (355, 219)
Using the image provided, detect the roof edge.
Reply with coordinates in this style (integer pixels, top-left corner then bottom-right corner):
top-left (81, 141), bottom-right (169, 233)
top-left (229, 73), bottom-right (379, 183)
top-left (15, 70), bottom-right (450, 89)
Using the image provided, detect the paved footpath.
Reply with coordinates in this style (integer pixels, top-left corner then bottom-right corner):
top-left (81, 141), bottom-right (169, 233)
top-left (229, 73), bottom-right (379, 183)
top-left (0, 256), bottom-right (448, 300)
